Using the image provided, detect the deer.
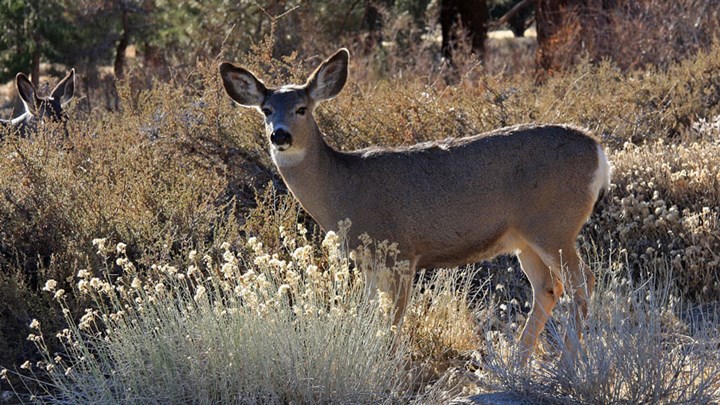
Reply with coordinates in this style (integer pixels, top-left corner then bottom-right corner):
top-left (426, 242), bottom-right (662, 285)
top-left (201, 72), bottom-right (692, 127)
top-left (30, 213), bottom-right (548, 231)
top-left (0, 69), bottom-right (75, 137)
top-left (219, 49), bottom-right (611, 363)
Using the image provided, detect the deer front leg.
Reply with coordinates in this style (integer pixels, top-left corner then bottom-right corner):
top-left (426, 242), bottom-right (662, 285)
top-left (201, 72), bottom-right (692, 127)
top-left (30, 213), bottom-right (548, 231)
top-left (363, 258), bottom-right (417, 327)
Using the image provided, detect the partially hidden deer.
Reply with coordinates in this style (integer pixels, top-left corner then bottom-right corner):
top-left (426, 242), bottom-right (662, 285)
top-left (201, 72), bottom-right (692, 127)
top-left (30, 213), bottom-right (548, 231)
top-left (0, 69), bottom-right (75, 137)
top-left (219, 49), bottom-right (611, 362)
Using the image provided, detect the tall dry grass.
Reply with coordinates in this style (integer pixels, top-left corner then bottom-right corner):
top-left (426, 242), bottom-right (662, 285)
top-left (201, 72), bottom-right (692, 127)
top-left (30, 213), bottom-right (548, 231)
top-left (478, 252), bottom-right (720, 404)
top-left (1, 27), bottom-right (720, 403)
top-left (5, 228), bottom-right (718, 404)
top-left (3, 226), bottom-right (414, 404)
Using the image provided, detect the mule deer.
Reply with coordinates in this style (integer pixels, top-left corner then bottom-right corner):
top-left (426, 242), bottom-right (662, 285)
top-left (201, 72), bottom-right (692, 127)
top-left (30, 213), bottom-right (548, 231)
top-left (219, 49), bottom-right (611, 361)
top-left (0, 69), bottom-right (75, 137)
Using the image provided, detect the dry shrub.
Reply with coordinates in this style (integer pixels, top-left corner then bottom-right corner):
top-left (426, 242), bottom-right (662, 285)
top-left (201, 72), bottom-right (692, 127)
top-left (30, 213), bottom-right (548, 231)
top-left (2, 229), bottom-right (412, 404)
top-left (403, 267), bottom-right (484, 388)
top-left (610, 0), bottom-right (720, 70)
top-left (535, 0), bottom-right (720, 74)
top-left (478, 256), bottom-right (720, 404)
top-left (5, 233), bottom-right (719, 403)
top-left (596, 138), bottom-right (720, 301)
top-left (0, 59), bottom-right (268, 371)
top-left (484, 35), bottom-right (537, 76)
top-left (1, 27), bottom-right (720, 402)
top-left (535, 43), bottom-right (720, 143)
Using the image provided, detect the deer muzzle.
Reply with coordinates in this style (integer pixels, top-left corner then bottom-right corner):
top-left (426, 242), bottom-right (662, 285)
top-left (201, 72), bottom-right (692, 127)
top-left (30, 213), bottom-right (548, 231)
top-left (270, 128), bottom-right (293, 150)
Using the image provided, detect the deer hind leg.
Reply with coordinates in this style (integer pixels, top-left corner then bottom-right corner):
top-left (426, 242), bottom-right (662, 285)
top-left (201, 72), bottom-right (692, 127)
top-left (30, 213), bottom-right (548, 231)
top-left (533, 242), bottom-right (594, 363)
top-left (517, 245), bottom-right (563, 364)
top-left (560, 245), bottom-right (595, 362)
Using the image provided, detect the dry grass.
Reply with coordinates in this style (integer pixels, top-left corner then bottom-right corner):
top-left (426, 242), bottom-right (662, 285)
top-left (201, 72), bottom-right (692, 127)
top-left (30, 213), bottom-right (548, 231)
top-left (533, 0), bottom-right (720, 75)
top-left (2, 229), bottom-right (411, 404)
top-left (1, 26), bottom-right (720, 404)
top-left (476, 254), bottom-right (720, 404)
top-left (9, 228), bottom-right (717, 404)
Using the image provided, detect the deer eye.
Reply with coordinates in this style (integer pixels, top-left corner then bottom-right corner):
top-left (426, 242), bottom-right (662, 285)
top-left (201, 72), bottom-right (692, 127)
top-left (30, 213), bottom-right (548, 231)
top-left (261, 108), bottom-right (272, 116)
top-left (296, 107), bottom-right (307, 116)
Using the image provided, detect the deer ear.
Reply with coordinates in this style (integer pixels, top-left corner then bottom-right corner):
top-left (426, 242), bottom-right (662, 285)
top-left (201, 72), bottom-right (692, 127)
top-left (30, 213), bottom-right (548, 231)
top-left (16, 73), bottom-right (38, 114)
top-left (306, 48), bottom-right (349, 102)
top-left (219, 62), bottom-right (267, 107)
top-left (51, 69), bottom-right (75, 106)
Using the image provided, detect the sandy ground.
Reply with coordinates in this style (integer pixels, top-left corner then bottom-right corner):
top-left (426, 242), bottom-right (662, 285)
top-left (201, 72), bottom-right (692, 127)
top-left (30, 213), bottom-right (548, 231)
top-left (488, 27), bottom-right (537, 40)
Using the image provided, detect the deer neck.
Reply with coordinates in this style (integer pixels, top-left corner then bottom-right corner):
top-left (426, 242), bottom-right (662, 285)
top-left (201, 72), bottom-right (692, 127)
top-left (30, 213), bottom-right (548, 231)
top-left (271, 121), bottom-right (341, 231)
top-left (8, 112), bottom-right (35, 135)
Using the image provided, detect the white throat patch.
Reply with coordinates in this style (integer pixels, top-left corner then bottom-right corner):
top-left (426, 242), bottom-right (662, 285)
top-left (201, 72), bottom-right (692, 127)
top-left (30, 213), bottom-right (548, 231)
top-left (271, 147), bottom-right (307, 167)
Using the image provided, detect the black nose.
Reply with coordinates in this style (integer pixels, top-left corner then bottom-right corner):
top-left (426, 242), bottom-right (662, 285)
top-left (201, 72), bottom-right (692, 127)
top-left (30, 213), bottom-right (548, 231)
top-left (271, 129), bottom-right (292, 146)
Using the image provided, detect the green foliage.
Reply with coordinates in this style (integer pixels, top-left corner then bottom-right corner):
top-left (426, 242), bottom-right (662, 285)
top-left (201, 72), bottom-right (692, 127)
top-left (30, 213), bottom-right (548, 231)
top-left (0, 0), bottom-right (31, 80)
top-left (394, 0), bottom-right (433, 26)
top-left (0, 0), bottom-right (131, 80)
top-left (0, 0), bottom-right (68, 80)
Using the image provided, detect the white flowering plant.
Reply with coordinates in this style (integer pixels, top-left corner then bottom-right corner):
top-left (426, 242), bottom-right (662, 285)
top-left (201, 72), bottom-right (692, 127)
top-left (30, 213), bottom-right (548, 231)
top-left (5, 224), bottom-right (420, 404)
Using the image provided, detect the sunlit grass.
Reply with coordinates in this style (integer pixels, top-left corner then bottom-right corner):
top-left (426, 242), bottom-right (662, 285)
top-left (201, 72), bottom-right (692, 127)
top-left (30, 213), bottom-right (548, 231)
top-left (4, 227), bottom-right (416, 404)
top-left (478, 251), bottom-right (720, 404)
top-left (4, 229), bottom-right (719, 404)
top-left (1, 30), bottom-right (720, 405)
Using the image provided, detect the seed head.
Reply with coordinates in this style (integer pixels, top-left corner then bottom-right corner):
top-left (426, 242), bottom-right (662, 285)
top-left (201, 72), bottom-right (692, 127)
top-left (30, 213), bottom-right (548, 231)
top-left (116, 242), bottom-right (127, 255)
top-left (42, 279), bottom-right (58, 292)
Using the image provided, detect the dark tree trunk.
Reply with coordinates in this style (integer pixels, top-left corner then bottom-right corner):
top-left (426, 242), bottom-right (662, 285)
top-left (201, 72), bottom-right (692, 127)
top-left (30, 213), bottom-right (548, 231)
top-left (114, 3), bottom-right (131, 80)
top-left (440, 0), bottom-right (489, 62)
top-left (498, 0), bottom-right (534, 37)
top-left (508, 12), bottom-right (526, 37)
top-left (31, 33), bottom-right (41, 88)
top-left (535, 0), bottom-right (564, 74)
top-left (361, 0), bottom-right (383, 51)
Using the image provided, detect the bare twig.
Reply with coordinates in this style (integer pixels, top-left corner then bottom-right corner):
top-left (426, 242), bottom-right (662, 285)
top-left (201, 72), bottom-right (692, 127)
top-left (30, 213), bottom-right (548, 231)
top-left (499, 0), bottom-right (534, 25)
